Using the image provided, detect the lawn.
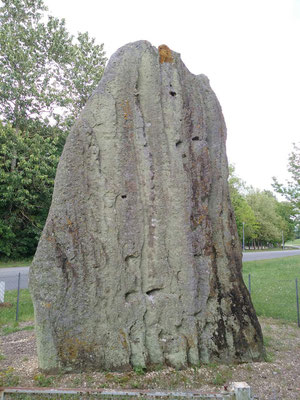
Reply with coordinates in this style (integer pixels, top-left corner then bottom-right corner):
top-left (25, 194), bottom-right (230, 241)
top-left (0, 289), bottom-right (34, 334)
top-left (286, 238), bottom-right (300, 246)
top-left (242, 255), bottom-right (300, 323)
top-left (0, 258), bottom-right (32, 269)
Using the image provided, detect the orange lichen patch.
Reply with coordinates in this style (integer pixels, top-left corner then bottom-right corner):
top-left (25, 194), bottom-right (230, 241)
top-left (197, 215), bottom-right (205, 225)
top-left (66, 217), bottom-right (72, 226)
top-left (44, 302), bottom-right (52, 309)
top-left (158, 44), bottom-right (173, 63)
top-left (46, 235), bottom-right (56, 243)
top-left (122, 100), bottom-right (131, 120)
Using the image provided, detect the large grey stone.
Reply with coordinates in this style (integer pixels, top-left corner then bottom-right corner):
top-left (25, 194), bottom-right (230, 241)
top-left (30, 41), bottom-right (264, 372)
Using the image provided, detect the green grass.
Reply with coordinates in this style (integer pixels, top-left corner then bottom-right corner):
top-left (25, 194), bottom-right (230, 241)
top-left (0, 258), bottom-right (32, 268)
top-left (242, 255), bottom-right (300, 323)
top-left (0, 289), bottom-right (34, 332)
top-left (286, 238), bottom-right (300, 246)
top-left (2, 324), bottom-right (34, 335)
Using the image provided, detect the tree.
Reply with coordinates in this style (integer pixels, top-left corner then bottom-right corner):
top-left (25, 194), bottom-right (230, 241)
top-left (246, 190), bottom-right (287, 247)
top-left (0, 122), bottom-right (60, 257)
top-left (0, 0), bottom-right (70, 133)
top-left (0, 0), bottom-right (106, 257)
top-left (275, 201), bottom-right (296, 242)
top-left (272, 143), bottom-right (300, 215)
top-left (0, 0), bottom-right (106, 132)
top-left (61, 31), bottom-right (106, 125)
top-left (228, 165), bottom-right (258, 246)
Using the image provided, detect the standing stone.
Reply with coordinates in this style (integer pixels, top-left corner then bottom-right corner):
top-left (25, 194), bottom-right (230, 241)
top-left (30, 41), bottom-right (264, 372)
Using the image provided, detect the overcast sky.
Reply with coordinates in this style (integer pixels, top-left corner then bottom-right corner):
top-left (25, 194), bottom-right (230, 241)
top-left (48, 0), bottom-right (300, 192)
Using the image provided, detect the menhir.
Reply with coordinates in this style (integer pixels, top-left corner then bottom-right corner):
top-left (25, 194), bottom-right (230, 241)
top-left (30, 41), bottom-right (265, 372)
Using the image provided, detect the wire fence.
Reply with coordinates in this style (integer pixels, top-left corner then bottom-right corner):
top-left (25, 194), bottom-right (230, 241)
top-left (1, 272), bottom-right (300, 327)
top-left (0, 272), bottom-right (30, 322)
top-left (244, 274), bottom-right (300, 327)
top-left (0, 273), bottom-right (28, 291)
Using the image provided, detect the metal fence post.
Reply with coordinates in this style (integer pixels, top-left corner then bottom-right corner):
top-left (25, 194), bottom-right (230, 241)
top-left (16, 272), bottom-right (21, 322)
top-left (296, 278), bottom-right (299, 328)
top-left (248, 274), bottom-right (251, 296)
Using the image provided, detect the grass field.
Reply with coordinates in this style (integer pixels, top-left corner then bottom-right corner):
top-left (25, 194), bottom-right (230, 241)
top-left (0, 289), bottom-right (34, 334)
top-left (0, 258), bottom-right (32, 269)
top-left (286, 238), bottom-right (300, 246)
top-left (242, 255), bottom-right (300, 323)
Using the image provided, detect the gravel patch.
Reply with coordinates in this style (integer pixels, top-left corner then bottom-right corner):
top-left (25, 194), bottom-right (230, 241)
top-left (1, 318), bottom-right (299, 399)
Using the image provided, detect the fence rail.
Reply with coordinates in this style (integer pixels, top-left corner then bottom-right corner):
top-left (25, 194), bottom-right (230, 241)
top-left (0, 382), bottom-right (253, 400)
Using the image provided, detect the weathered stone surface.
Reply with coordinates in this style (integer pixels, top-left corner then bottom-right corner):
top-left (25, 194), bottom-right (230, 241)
top-left (30, 41), bottom-right (264, 372)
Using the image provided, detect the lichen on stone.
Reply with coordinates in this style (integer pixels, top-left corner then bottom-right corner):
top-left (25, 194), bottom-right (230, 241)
top-left (158, 44), bottom-right (174, 63)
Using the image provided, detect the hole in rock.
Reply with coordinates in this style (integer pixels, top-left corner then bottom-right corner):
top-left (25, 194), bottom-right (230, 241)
top-left (182, 153), bottom-right (187, 158)
top-left (169, 91), bottom-right (177, 97)
top-left (176, 140), bottom-right (182, 147)
top-left (125, 291), bottom-right (137, 302)
top-left (146, 288), bottom-right (162, 296)
top-left (192, 136), bottom-right (200, 141)
top-left (121, 194), bottom-right (127, 199)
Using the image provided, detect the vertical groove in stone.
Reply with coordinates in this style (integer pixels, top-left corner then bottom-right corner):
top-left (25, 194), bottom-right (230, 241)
top-left (30, 41), bottom-right (264, 373)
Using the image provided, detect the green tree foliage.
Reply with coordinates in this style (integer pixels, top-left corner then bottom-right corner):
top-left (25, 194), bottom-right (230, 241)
top-left (228, 166), bottom-right (258, 244)
top-left (0, 0), bottom-right (106, 258)
top-left (246, 190), bottom-right (289, 246)
top-left (272, 143), bottom-right (299, 209)
top-left (0, 122), bottom-right (60, 257)
top-left (0, 0), bottom-right (106, 131)
top-left (272, 143), bottom-right (299, 235)
top-left (275, 201), bottom-right (296, 242)
top-left (228, 166), bottom-right (295, 248)
top-left (62, 31), bottom-right (107, 125)
top-left (0, 0), bottom-right (71, 131)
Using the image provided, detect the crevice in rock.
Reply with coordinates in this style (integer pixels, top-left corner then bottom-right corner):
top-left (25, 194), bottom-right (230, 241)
top-left (169, 91), bottom-right (177, 97)
top-left (176, 140), bottom-right (182, 147)
top-left (146, 288), bottom-right (162, 296)
top-left (125, 291), bottom-right (137, 302)
top-left (192, 136), bottom-right (200, 141)
top-left (124, 253), bottom-right (139, 262)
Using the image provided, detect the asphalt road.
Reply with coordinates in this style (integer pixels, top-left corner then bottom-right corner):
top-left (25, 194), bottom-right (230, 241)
top-left (1, 249), bottom-right (300, 290)
top-left (0, 266), bottom-right (30, 290)
top-left (242, 249), bottom-right (300, 262)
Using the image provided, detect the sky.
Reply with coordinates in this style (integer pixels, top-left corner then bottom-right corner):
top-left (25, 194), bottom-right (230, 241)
top-left (47, 0), bottom-right (300, 193)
